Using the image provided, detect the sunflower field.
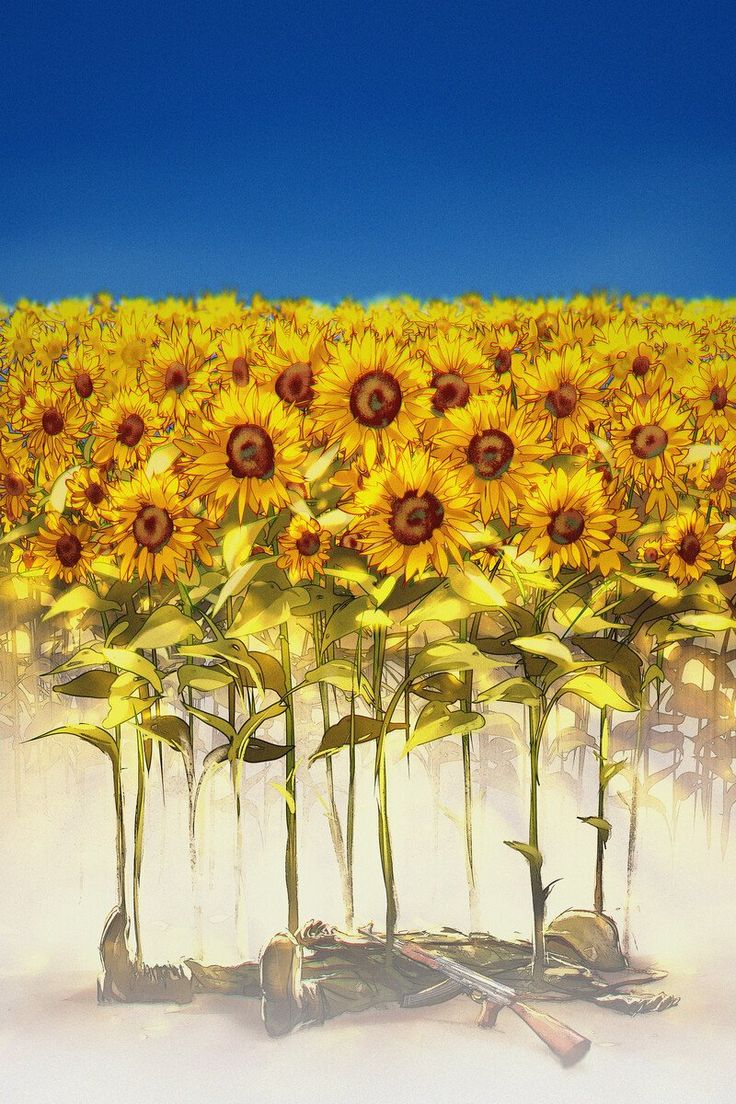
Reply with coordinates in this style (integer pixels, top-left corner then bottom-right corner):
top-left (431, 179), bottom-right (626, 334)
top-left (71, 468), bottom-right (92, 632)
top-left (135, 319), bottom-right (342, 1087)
top-left (2, 290), bottom-right (736, 984)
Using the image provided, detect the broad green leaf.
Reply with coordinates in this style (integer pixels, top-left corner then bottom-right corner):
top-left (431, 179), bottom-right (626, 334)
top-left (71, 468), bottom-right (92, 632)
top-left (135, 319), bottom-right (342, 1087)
top-left (504, 840), bottom-right (543, 868)
top-left (447, 562), bottom-right (506, 608)
top-left (402, 702), bottom-right (485, 755)
top-left (620, 572), bottom-right (679, 599)
top-left (574, 636), bottom-right (643, 702)
top-left (186, 705), bottom-right (237, 744)
top-left (230, 581), bottom-right (305, 636)
top-left (232, 702), bottom-right (288, 761)
top-left (27, 723), bottom-right (118, 767)
top-left (512, 633), bottom-right (576, 667)
top-left (177, 663), bottom-right (234, 694)
top-left (100, 647), bottom-right (163, 693)
top-left (412, 672), bottom-right (467, 703)
top-left (212, 556), bottom-right (275, 615)
top-left (601, 759), bottom-right (627, 788)
top-left (403, 583), bottom-right (483, 627)
top-left (323, 549), bottom-right (376, 587)
top-left (677, 612), bottom-right (736, 633)
top-left (53, 669), bottom-right (117, 699)
top-left (356, 607), bottom-right (393, 631)
top-left (179, 638), bottom-right (264, 690)
top-left (321, 597), bottom-right (372, 651)
top-left (304, 660), bottom-right (373, 702)
top-left (222, 519), bottom-right (269, 574)
top-left (130, 606), bottom-right (204, 650)
top-left (103, 673), bottom-right (157, 728)
top-left (42, 584), bottom-right (121, 621)
top-left (477, 677), bottom-right (541, 706)
top-left (409, 640), bottom-right (503, 685)
top-left (557, 674), bottom-right (636, 712)
top-left (578, 815), bottom-right (612, 842)
top-left (309, 715), bottom-right (405, 761)
top-left (241, 738), bottom-right (292, 764)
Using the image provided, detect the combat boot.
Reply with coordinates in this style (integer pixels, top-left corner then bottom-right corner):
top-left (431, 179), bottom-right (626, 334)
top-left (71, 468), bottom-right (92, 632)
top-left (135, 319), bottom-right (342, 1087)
top-left (260, 930), bottom-right (324, 1036)
top-left (98, 906), bottom-right (193, 1004)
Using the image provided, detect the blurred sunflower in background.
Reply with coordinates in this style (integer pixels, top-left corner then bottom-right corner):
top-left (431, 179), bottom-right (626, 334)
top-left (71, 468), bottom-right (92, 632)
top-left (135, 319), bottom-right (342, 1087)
top-left (277, 514), bottom-right (331, 582)
top-left (211, 322), bottom-right (266, 391)
top-left (689, 444), bottom-right (736, 515)
top-left (183, 384), bottom-right (307, 520)
top-left (682, 360), bottom-right (736, 441)
top-left (99, 470), bottom-right (215, 583)
top-left (344, 446), bottom-right (474, 579)
top-left (0, 440), bottom-right (36, 527)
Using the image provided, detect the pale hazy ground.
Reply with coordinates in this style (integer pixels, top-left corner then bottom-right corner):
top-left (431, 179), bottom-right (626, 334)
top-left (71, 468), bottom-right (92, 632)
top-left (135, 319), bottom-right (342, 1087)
top-left (2, 689), bottom-right (735, 1103)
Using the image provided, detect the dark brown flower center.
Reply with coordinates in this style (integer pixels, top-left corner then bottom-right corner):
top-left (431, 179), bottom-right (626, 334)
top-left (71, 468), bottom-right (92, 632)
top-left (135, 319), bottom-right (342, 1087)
top-left (340, 532), bottom-right (362, 551)
top-left (431, 372), bottom-right (470, 414)
top-left (226, 424), bottom-right (275, 479)
top-left (731, 537), bottom-right (736, 556)
top-left (349, 370), bottom-right (403, 428)
top-left (3, 473), bottom-right (25, 496)
top-left (232, 356), bottom-right (250, 386)
top-left (679, 533), bottom-right (701, 565)
top-left (536, 315), bottom-right (553, 341)
top-left (275, 362), bottom-right (314, 408)
top-left (41, 409), bottom-right (64, 436)
top-left (643, 548), bottom-right (658, 563)
top-left (545, 382), bottom-right (578, 419)
top-left (74, 372), bottom-right (94, 399)
top-left (710, 467), bottom-right (728, 491)
top-left (389, 490), bottom-right (445, 546)
top-left (132, 505), bottom-right (174, 552)
top-left (631, 355), bottom-right (650, 377)
top-left (494, 349), bottom-right (512, 375)
top-left (571, 443), bottom-right (588, 457)
top-left (55, 533), bottom-right (82, 567)
top-left (85, 482), bottom-right (105, 505)
top-left (164, 361), bottom-right (189, 394)
top-left (467, 429), bottom-right (515, 480)
top-left (710, 385), bottom-right (728, 410)
top-left (630, 424), bottom-right (668, 459)
top-left (296, 531), bottom-right (321, 557)
top-left (117, 413), bottom-right (146, 447)
top-left (548, 508), bottom-right (585, 545)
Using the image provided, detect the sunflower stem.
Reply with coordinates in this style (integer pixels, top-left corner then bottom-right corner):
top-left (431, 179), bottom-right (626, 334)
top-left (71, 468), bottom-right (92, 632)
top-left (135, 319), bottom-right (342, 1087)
top-left (279, 619), bottom-right (298, 933)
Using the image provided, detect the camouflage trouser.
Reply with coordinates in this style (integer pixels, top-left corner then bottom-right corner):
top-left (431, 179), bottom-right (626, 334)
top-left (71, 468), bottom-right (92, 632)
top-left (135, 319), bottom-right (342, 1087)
top-left (302, 947), bottom-right (436, 1018)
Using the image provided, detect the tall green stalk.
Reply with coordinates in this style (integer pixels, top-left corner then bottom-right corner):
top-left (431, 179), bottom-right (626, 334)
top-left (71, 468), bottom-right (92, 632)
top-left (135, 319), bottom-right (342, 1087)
top-left (594, 704), bottom-right (609, 913)
top-left (279, 619), bottom-right (298, 932)
top-left (527, 697), bottom-right (547, 984)
top-left (372, 623), bottom-right (397, 954)
top-left (458, 618), bottom-right (477, 920)
top-left (132, 724), bottom-right (147, 967)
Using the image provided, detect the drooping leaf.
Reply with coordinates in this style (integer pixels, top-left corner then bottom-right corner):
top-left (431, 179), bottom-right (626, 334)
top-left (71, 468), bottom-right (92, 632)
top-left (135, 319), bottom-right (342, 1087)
top-left (136, 715), bottom-right (194, 788)
top-left (574, 636), bottom-right (643, 702)
top-left (42, 585), bottom-right (121, 621)
top-left (557, 674), bottom-right (637, 713)
top-left (269, 781), bottom-right (296, 814)
top-left (321, 597), bottom-right (372, 651)
top-left (185, 705), bottom-right (237, 744)
top-left (447, 562), bottom-right (507, 608)
top-left (130, 606), bottom-right (204, 650)
top-left (402, 702), bottom-right (485, 755)
top-left (577, 816), bottom-right (612, 842)
top-left (600, 759), bottom-right (627, 788)
top-left (232, 702), bottom-right (288, 762)
top-left (304, 660), bottom-right (373, 702)
top-left (177, 663), bottom-right (234, 694)
top-left (409, 640), bottom-right (503, 686)
top-left (27, 723), bottom-right (118, 767)
top-left (512, 633), bottom-right (576, 667)
top-left (230, 581), bottom-right (306, 636)
top-left (504, 840), bottom-right (543, 868)
top-left (412, 672), bottom-right (467, 703)
top-left (309, 715), bottom-right (405, 760)
top-left (403, 583), bottom-right (485, 628)
top-left (477, 677), bottom-right (541, 706)
top-left (53, 669), bottom-right (117, 699)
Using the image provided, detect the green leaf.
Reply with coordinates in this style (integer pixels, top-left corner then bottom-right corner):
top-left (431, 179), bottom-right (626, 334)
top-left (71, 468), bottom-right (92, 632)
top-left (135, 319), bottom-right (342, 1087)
top-left (185, 705), bottom-right (237, 744)
top-left (321, 597), bottom-right (373, 651)
top-left (240, 738), bottom-right (292, 764)
top-left (42, 584), bottom-right (121, 621)
top-left (447, 562), bottom-right (506, 608)
top-left (409, 640), bottom-right (503, 685)
top-left (304, 660), bottom-right (373, 702)
top-left (403, 583), bottom-right (484, 628)
top-left (402, 702), bottom-right (485, 755)
top-left (677, 612), bottom-right (736, 633)
top-left (600, 759), bottom-right (627, 788)
top-left (100, 647), bottom-right (163, 693)
top-left (412, 672), bottom-right (467, 703)
top-left (232, 702), bottom-right (288, 762)
top-left (177, 663), bottom-right (234, 694)
top-left (620, 571), bottom-right (680, 599)
top-left (557, 674), bottom-right (636, 712)
top-left (512, 633), bottom-right (576, 667)
top-left (130, 606), bottom-right (204, 650)
top-left (222, 519), bottom-right (270, 574)
top-left (309, 715), bottom-right (405, 760)
top-left (504, 840), bottom-right (543, 868)
top-left (574, 636), bottom-right (643, 702)
top-left (53, 669), bottom-right (118, 699)
top-left (477, 677), bottom-right (541, 706)
top-left (578, 815), bottom-right (612, 842)
top-left (230, 581), bottom-right (306, 637)
top-left (269, 781), bottom-right (296, 815)
top-left (27, 723), bottom-right (118, 767)
top-left (323, 549), bottom-right (376, 587)
top-left (136, 715), bottom-right (193, 787)
top-left (103, 673), bottom-right (157, 728)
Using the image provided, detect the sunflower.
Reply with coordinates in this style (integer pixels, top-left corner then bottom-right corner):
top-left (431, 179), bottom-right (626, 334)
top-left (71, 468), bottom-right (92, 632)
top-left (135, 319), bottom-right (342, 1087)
top-left (103, 309), bottom-right (159, 387)
top-left (210, 322), bottom-right (267, 391)
top-left (29, 514), bottom-right (97, 584)
top-left (517, 344), bottom-right (608, 449)
top-left (343, 446), bottom-right (474, 580)
top-left (31, 324), bottom-right (69, 371)
top-left (99, 470), bottom-right (215, 583)
top-left (56, 346), bottom-right (109, 410)
top-left (717, 519), bottom-right (736, 577)
top-left (414, 331), bottom-right (494, 423)
top-left (516, 465), bottom-right (626, 577)
top-left (609, 390), bottom-right (690, 518)
top-left (93, 389), bottom-right (165, 470)
top-left (182, 384), bottom-right (308, 521)
top-left (143, 321), bottom-right (213, 427)
top-left (67, 465), bottom-right (112, 522)
top-left (681, 359), bottom-right (736, 441)
top-left (277, 515), bottom-right (331, 582)
top-left (257, 320), bottom-right (333, 412)
top-left (19, 386), bottom-right (87, 480)
top-left (591, 317), bottom-right (661, 381)
top-left (0, 309), bottom-right (38, 368)
top-left (658, 509), bottom-right (719, 585)
top-left (311, 331), bottom-right (431, 467)
top-left (2, 362), bottom-right (49, 429)
top-left (433, 394), bottom-right (551, 526)
top-left (0, 440), bottom-right (36, 527)
top-left (689, 444), bottom-right (736, 515)
top-left (478, 321), bottom-right (536, 384)
top-left (637, 537), bottom-right (664, 565)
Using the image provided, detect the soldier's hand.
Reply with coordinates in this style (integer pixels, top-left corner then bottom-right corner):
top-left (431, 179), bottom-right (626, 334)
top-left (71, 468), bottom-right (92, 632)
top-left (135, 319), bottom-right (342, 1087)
top-left (297, 919), bottom-right (335, 947)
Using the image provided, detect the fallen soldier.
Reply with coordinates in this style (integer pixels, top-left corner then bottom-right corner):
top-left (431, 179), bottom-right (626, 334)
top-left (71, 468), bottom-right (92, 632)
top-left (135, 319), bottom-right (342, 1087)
top-left (98, 907), bottom-right (679, 1035)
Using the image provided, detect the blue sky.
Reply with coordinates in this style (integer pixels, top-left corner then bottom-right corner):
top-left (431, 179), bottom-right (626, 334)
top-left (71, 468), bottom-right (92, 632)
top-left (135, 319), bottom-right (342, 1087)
top-left (2, 0), bottom-right (735, 303)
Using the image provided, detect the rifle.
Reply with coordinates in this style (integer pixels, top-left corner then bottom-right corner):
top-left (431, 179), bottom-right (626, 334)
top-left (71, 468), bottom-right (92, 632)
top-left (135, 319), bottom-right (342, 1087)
top-left (357, 926), bottom-right (591, 1066)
